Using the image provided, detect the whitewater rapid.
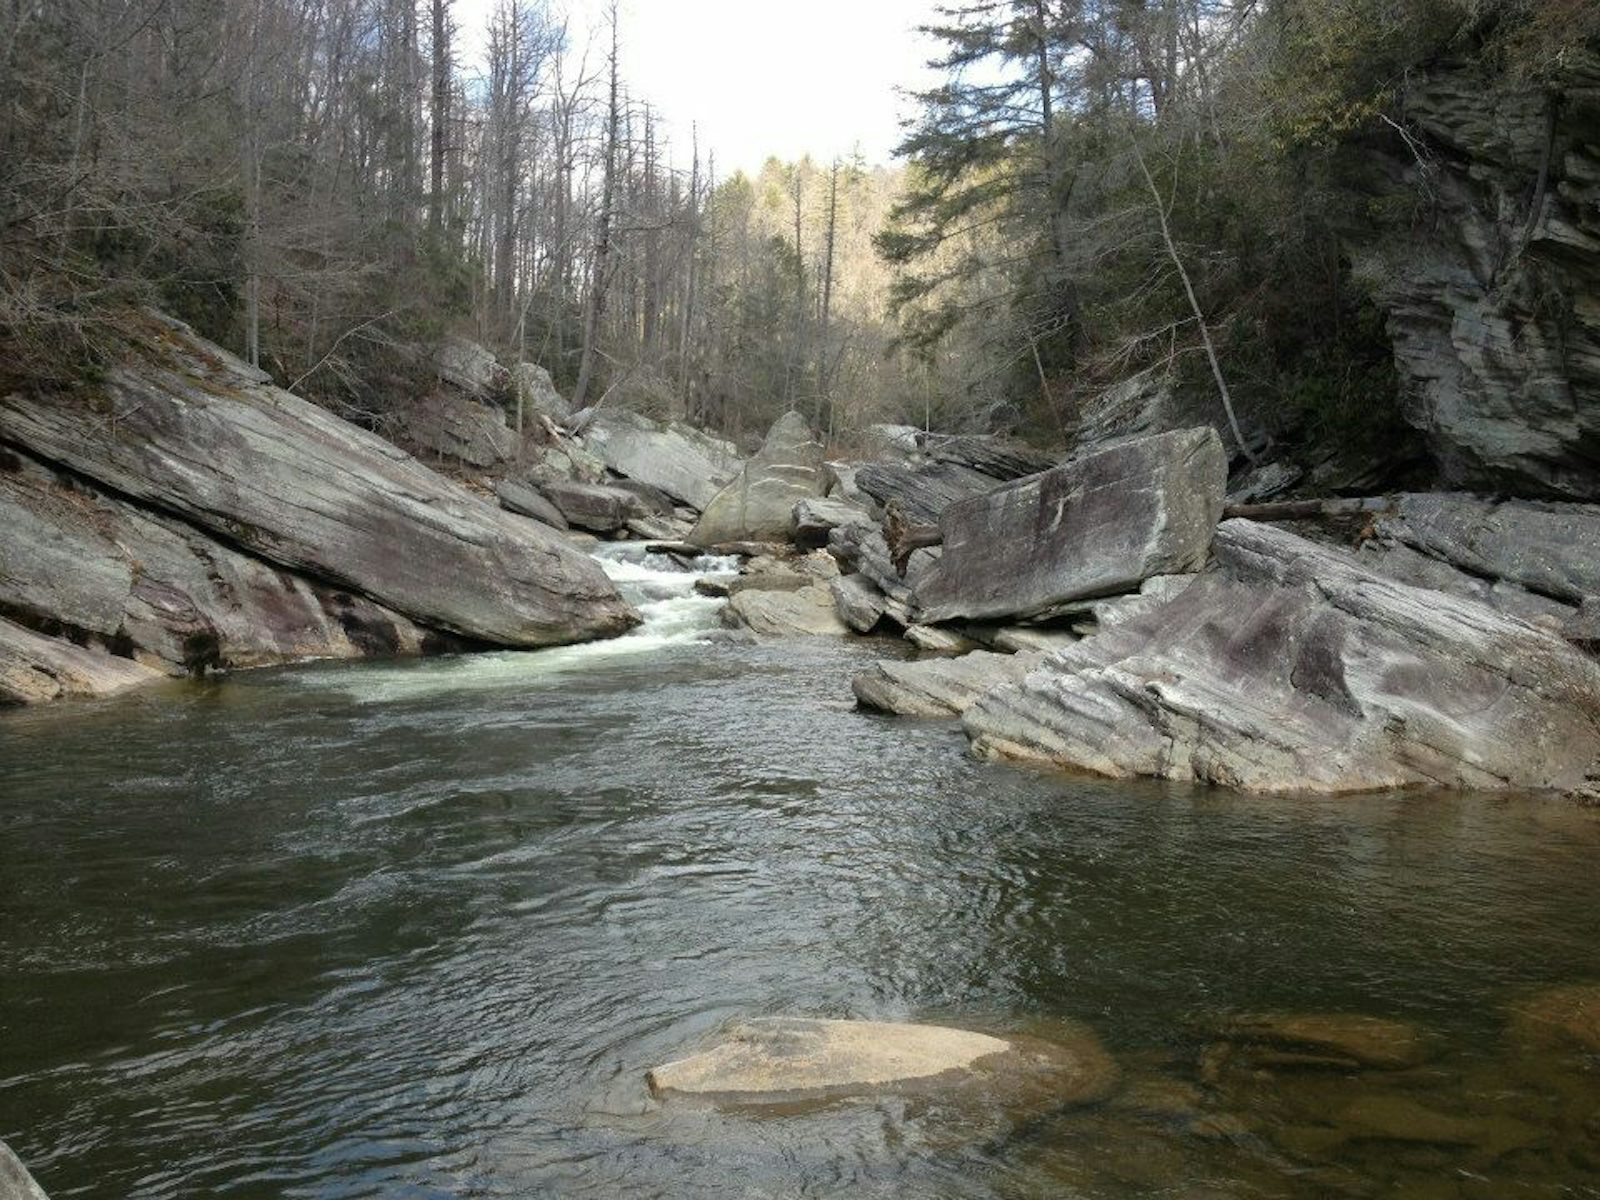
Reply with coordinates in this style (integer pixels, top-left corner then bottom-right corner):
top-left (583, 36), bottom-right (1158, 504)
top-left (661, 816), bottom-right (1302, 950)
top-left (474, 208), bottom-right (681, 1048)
top-left (287, 542), bottom-right (741, 702)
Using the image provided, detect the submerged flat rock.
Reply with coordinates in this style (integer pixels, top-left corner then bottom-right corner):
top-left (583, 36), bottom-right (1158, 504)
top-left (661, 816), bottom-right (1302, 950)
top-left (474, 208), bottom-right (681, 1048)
top-left (1204, 1013), bottom-right (1437, 1070)
top-left (646, 1016), bottom-right (1117, 1110)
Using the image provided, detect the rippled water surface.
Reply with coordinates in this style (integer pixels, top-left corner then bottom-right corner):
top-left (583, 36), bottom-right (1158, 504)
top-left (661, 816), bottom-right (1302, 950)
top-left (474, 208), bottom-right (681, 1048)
top-left (3, 547), bottom-right (1600, 1198)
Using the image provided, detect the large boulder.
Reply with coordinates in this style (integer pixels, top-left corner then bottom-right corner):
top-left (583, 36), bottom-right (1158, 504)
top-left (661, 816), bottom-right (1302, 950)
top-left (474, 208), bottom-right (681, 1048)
top-left (495, 479), bottom-right (570, 531)
top-left (690, 412), bottom-right (825, 546)
top-left (0, 314), bottom-right (636, 647)
top-left (964, 519), bottom-right (1600, 795)
top-left (434, 335), bottom-right (503, 398)
top-left (646, 1016), bottom-right (1116, 1111)
top-left (582, 409), bottom-right (740, 510)
top-left (0, 615), bottom-right (165, 705)
top-left (395, 391), bottom-right (517, 468)
top-left (508, 362), bottom-right (571, 423)
top-left (915, 427), bottom-right (1227, 624)
top-left (0, 1139), bottom-right (50, 1200)
top-left (0, 450), bottom-right (443, 676)
top-left (534, 478), bottom-right (652, 533)
top-left (922, 433), bottom-right (1057, 480)
top-left (854, 651), bottom-right (1041, 718)
top-left (1352, 57), bottom-right (1600, 499)
top-left (1375, 493), bottom-right (1600, 606)
top-left (791, 496), bottom-right (873, 548)
top-left (722, 585), bottom-right (849, 636)
top-left (827, 522), bottom-right (937, 628)
top-left (853, 459), bottom-right (999, 526)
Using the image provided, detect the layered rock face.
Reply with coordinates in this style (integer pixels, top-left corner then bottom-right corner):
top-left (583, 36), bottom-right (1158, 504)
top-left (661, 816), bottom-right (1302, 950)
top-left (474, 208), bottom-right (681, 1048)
top-left (690, 411), bottom-right (825, 546)
top-left (0, 450), bottom-right (444, 678)
top-left (915, 427), bottom-right (1227, 623)
top-left (1354, 54), bottom-right (1600, 499)
top-left (582, 408), bottom-right (740, 510)
top-left (0, 316), bottom-right (636, 649)
top-left (964, 520), bottom-right (1600, 795)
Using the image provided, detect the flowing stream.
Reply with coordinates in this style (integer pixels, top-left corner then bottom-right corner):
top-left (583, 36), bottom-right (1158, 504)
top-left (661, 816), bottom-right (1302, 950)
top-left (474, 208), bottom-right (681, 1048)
top-left (3, 545), bottom-right (1599, 1198)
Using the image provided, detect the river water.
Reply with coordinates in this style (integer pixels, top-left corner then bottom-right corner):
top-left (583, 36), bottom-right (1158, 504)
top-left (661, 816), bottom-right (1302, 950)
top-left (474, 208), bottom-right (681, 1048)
top-left (2, 546), bottom-right (1599, 1199)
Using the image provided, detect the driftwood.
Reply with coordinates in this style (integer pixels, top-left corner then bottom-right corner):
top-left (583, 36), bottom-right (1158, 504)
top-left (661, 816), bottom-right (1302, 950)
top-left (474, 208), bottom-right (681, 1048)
top-left (1222, 497), bottom-right (1392, 522)
top-left (885, 500), bottom-right (943, 576)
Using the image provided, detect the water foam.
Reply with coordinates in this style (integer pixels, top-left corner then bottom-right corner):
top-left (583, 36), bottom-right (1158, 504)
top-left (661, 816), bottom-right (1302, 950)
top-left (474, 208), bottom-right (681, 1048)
top-left (290, 543), bottom-right (740, 702)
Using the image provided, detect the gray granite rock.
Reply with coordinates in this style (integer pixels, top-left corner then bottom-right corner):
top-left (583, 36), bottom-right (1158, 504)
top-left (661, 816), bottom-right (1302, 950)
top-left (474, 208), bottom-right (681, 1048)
top-left (964, 520), bottom-right (1600, 796)
top-left (0, 615), bottom-right (166, 705)
top-left (690, 412), bottom-right (826, 546)
top-left (0, 314), bottom-right (635, 647)
top-left (496, 479), bottom-right (570, 530)
top-left (1, 449), bottom-right (445, 675)
top-left (721, 584), bottom-right (850, 636)
top-left (582, 408), bottom-right (740, 510)
top-left (915, 428), bottom-right (1227, 624)
top-left (854, 651), bottom-right (1040, 718)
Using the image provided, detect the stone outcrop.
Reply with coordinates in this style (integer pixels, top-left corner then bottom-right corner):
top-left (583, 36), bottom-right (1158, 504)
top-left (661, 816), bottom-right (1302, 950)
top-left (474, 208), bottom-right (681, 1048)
top-left (508, 362), bottom-right (571, 423)
top-left (1353, 54), bottom-right (1600, 499)
top-left (395, 390), bottom-right (517, 468)
top-left (1, 614), bottom-right (166, 705)
top-left (0, 314), bottom-right (636, 648)
top-left (0, 1140), bottom-right (50, 1200)
top-left (495, 479), bottom-right (570, 531)
top-left (1, 450), bottom-right (444, 677)
top-left (581, 408), bottom-right (740, 510)
top-left (646, 1016), bottom-right (1116, 1111)
top-left (434, 335), bottom-right (504, 398)
top-left (830, 574), bottom-right (889, 633)
top-left (854, 651), bottom-right (1040, 718)
top-left (791, 496), bottom-right (873, 548)
top-left (915, 428), bottom-right (1227, 624)
top-left (722, 585), bottom-right (849, 637)
top-left (534, 478), bottom-right (653, 533)
top-left (964, 519), bottom-right (1600, 795)
top-left (1375, 493), bottom-right (1600, 606)
top-left (854, 459), bottom-right (1001, 526)
top-left (690, 412), bottom-right (825, 546)
top-left (827, 522), bottom-right (938, 629)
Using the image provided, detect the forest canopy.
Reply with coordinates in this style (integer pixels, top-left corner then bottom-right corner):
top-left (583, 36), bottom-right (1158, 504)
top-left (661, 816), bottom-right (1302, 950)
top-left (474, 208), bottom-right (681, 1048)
top-left (1, 0), bottom-right (1596, 451)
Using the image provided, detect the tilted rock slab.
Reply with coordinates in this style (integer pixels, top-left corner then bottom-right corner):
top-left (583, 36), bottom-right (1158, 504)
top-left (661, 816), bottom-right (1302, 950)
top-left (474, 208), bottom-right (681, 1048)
top-left (395, 390), bottom-right (517, 468)
top-left (0, 1139), bottom-right (51, 1200)
top-left (646, 1016), bottom-right (1116, 1110)
top-left (1, 451), bottom-right (444, 676)
top-left (853, 651), bottom-right (1041, 718)
top-left (1375, 493), bottom-right (1600, 606)
top-left (964, 520), bottom-right (1600, 795)
top-left (916, 427), bottom-right (1227, 624)
top-left (0, 614), bottom-right (166, 705)
top-left (582, 408), bottom-right (740, 510)
top-left (721, 585), bottom-right (850, 637)
top-left (0, 317), bottom-right (636, 647)
top-left (690, 411), bottom-right (826, 546)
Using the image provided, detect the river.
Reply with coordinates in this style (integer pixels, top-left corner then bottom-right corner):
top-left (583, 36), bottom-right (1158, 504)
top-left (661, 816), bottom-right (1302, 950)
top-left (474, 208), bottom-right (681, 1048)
top-left (2, 546), bottom-right (1598, 1198)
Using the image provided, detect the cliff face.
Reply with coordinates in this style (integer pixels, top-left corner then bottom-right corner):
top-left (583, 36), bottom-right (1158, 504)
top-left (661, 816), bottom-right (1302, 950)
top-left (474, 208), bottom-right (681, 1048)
top-left (1353, 51), bottom-right (1600, 499)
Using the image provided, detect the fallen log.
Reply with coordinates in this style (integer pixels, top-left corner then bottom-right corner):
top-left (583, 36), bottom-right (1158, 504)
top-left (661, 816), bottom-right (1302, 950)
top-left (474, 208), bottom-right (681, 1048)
top-left (885, 500), bottom-right (943, 576)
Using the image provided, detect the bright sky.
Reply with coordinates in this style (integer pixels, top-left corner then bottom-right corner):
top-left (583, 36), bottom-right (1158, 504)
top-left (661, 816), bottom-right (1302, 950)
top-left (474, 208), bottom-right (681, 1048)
top-left (458, 0), bottom-right (943, 177)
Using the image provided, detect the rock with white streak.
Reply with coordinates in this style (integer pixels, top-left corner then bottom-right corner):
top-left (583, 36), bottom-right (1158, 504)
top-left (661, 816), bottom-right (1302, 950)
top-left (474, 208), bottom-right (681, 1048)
top-left (0, 313), bottom-right (636, 647)
top-left (915, 428), bottom-right (1227, 624)
top-left (964, 519), bottom-right (1600, 796)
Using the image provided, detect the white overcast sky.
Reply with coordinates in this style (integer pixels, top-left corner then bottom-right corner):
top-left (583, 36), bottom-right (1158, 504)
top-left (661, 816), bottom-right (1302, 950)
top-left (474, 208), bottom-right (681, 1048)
top-left (456, 0), bottom-right (944, 177)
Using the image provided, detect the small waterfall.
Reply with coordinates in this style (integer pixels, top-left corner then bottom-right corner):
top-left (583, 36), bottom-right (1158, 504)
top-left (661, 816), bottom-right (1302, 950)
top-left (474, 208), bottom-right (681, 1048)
top-left (591, 543), bottom-right (741, 651)
top-left (287, 541), bottom-right (740, 701)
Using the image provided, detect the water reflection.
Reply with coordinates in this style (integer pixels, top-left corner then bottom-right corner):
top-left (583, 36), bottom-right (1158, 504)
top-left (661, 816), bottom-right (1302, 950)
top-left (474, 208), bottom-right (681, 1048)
top-left (1, 553), bottom-right (1598, 1197)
